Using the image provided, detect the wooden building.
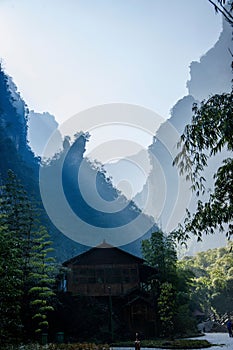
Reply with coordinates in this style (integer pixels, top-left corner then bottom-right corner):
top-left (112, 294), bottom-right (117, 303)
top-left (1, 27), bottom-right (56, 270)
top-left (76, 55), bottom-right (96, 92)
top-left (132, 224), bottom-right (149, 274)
top-left (62, 241), bottom-right (157, 297)
top-left (61, 241), bottom-right (157, 337)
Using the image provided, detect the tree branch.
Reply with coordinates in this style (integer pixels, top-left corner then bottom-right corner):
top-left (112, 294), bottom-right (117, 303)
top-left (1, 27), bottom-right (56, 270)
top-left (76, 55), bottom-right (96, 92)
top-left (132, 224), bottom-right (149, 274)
top-left (208, 0), bottom-right (233, 25)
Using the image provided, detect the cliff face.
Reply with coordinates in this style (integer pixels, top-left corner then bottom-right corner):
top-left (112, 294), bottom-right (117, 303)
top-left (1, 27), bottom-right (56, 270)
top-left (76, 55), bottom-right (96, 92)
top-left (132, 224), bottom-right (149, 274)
top-left (187, 19), bottom-right (232, 101)
top-left (0, 65), bottom-right (38, 187)
top-left (1, 13), bottom-right (231, 259)
top-left (0, 66), bottom-right (82, 260)
top-left (0, 65), bottom-right (158, 261)
top-left (0, 73), bottom-right (27, 151)
top-left (134, 17), bottom-right (232, 253)
top-left (40, 132), bottom-right (158, 255)
top-left (27, 110), bottom-right (63, 158)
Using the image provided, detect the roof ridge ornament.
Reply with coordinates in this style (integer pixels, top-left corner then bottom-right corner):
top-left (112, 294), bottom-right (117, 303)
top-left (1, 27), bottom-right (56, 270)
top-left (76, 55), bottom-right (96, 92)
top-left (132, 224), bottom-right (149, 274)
top-left (96, 239), bottom-right (114, 248)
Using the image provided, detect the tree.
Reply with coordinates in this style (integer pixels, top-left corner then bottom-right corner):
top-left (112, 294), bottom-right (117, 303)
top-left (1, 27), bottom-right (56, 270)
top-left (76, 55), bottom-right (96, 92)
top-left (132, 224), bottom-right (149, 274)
top-left (0, 170), bottom-right (32, 343)
top-left (173, 90), bottom-right (233, 242)
top-left (141, 230), bottom-right (177, 283)
top-left (28, 226), bottom-right (55, 335)
top-left (172, 0), bottom-right (233, 244)
top-left (157, 282), bottom-right (175, 338)
top-left (0, 170), bottom-right (55, 342)
top-left (208, 0), bottom-right (233, 26)
top-left (180, 242), bottom-right (233, 319)
top-left (173, 264), bottom-right (197, 336)
top-left (141, 230), bottom-right (196, 337)
top-left (0, 221), bottom-right (23, 344)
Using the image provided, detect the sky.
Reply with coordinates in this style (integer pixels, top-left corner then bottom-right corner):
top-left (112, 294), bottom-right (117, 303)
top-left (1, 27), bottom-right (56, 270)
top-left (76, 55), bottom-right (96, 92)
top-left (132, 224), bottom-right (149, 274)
top-left (0, 0), bottom-right (224, 200)
top-left (0, 0), bottom-right (222, 126)
top-left (0, 0), bottom-right (227, 246)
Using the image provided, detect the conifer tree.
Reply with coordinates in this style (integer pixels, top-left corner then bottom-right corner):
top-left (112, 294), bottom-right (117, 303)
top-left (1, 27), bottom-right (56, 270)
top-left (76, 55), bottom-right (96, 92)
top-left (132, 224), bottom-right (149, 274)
top-left (0, 220), bottom-right (23, 343)
top-left (29, 226), bottom-right (55, 334)
top-left (142, 230), bottom-right (177, 283)
top-left (142, 230), bottom-right (196, 337)
top-left (0, 170), bottom-right (55, 341)
top-left (157, 282), bottom-right (175, 338)
top-left (0, 170), bottom-right (30, 342)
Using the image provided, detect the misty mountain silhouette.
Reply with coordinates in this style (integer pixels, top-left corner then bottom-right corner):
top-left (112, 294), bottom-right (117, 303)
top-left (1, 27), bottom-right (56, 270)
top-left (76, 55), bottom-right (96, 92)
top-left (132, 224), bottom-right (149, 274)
top-left (28, 110), bottom-right (63, 158)
top-left (40, 132), bottom-right (158, 251)
top-left (0, 64), bottom-right (158, 260)
top-left (134, 16), bottom-right (232, 254)
top-left (1, 13), bottom-right (231, 260)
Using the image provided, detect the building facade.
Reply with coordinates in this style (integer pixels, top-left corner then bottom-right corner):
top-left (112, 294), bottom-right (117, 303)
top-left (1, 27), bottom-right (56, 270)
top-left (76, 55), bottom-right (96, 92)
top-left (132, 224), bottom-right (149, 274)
top-left (61, 241), bottom-right (157, 337)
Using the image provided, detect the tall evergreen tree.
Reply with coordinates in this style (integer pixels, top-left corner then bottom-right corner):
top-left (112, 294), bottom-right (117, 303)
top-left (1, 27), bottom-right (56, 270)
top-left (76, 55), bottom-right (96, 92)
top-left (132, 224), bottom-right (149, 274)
top-left (0, 170), bottom-right (30, 342)
top-left (0, 170), bottom-right (55, 342)
top-left (142, 230), bottom-right (177, 283)
top-left (142, 230), bottom-right (196, 337)
top-left (0, 220), bottom-right (23, 343)
top-left (29, 226), bottom-right (55, 334)
top-left (157, 282), bottom-right (175, 338)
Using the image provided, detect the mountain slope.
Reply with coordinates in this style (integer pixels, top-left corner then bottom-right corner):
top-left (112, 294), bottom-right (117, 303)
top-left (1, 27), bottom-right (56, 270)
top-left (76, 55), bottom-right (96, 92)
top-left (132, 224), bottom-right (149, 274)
top-left (28, 110), bottom-right (62, 158)
top-left (134, 16), bottom-right (232, 253)
top-left (0, 64), bottom-right (158, 261)
top-left (40, 132), bottom-right (158, 254)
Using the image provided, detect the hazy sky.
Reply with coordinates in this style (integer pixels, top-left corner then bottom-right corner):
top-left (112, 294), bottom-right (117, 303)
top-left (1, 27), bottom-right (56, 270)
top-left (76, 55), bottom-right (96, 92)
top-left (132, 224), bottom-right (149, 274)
top-left (0, 1), bottom-right (226, 244)
top-left (0, 0), bottom-right (222, 125)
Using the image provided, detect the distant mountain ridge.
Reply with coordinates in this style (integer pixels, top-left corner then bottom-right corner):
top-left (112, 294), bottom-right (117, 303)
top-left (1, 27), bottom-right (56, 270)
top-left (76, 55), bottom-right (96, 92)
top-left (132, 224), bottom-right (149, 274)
top-left (0, 64), bottom-right (158, 261)
top-left (187, 19), bottom-right (232, 100)
top-left (134, 16), bottom-right (232, 254)
top-left (0, 64), bottom-right (90, 261)
top-left (28, 111), bottom-right (62, 158)
top-left (0, 64), bottom-right (37, 186)
top-left (1, 14), bottom-right (231, 260)
top-left (40, 132), bottom-right (158, 252)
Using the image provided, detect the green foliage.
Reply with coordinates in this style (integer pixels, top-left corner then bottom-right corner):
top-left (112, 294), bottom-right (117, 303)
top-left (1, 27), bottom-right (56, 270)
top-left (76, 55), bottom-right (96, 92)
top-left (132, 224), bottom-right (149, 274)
top-left (0, 170), bottom-right (55, 343)
top-left (0, 221), bottom-right (23, 342)
top-left (0, 339), bottom-right (212, 350)
top-left (49, 293), bottom-right (108, 343)
top-left (142, 230), bottom-right (197, 337)
top-left (28, 226), bottom-right (55, 333)
top-left (173, 90), bottom-right (233, 242)
top-left (0, 170), bottom-right (32, 342)
top-left (1, 343), bottom-right (111, 350)
top-left (158, 282), bottom-right (176, 338)
top-left (112, 339), bottom-right (211, 349)
top-left (142, 230), bottom-right (177, 283)
top-left (173, 304), bottom-right (196, 336)
top-left (180, 241), bottom-right (233, 318)
top-left (0, 170), bottom-right (33, 237)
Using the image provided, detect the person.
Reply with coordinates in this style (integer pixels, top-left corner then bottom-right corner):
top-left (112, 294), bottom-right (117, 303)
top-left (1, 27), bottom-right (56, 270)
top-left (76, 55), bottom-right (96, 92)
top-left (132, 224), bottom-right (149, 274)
top-left (135, 332), bottom-right (141, 350)
top-left (226, 319), bottom-right (232, 337)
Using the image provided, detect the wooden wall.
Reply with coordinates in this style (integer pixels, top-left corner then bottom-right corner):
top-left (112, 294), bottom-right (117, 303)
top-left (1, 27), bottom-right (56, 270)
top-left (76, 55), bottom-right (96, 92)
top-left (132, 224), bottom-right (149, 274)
top-left (66, 263), bottom-right (140, 296)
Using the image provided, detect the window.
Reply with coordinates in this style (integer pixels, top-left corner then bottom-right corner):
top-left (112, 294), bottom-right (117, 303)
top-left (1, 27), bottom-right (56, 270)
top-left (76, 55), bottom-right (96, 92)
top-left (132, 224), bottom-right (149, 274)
top-left (72, 264), bottom-right (138, 285)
